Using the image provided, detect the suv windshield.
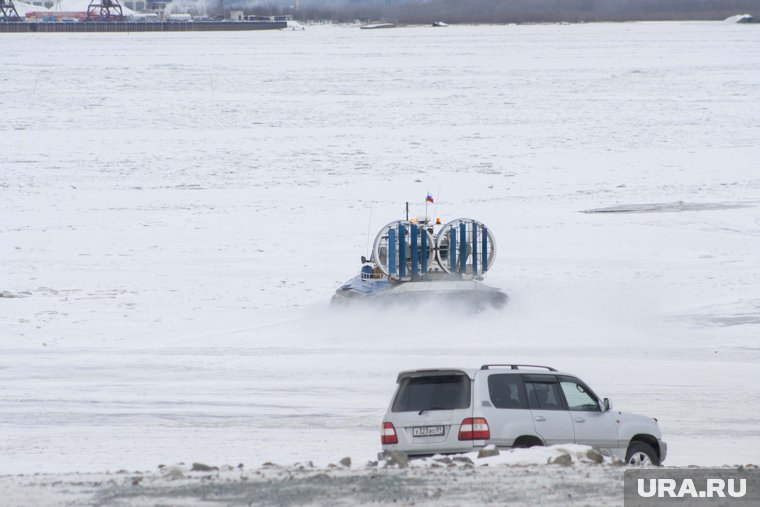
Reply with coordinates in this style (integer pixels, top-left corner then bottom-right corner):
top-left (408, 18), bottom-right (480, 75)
top-left (392, 374), bottom-right (471, 413)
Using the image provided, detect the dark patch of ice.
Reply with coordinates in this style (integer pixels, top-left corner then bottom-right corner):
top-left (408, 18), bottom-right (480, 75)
top-left (699, 314), bottom-right (760, 327)
top-left (0, 290), bottom-right (31, 299)
top-left (582, 201), bottom-right (754, 214)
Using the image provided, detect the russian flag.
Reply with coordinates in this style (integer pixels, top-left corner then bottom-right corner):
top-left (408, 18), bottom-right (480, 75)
top-left (426, 193), bottom-right (434, 203)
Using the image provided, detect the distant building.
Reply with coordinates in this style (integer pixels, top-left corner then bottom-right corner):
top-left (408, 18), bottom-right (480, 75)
top-left (245, 14), bottom-right (291, 22)
top-left (122, 0), bottom-right (146, 11)
top-left (25, 1), bottom-right (55, 8)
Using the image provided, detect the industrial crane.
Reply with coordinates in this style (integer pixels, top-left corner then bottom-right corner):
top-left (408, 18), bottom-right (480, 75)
top-left (0, 0), bottom-right (21, 21)
top-left (86, 0), bottom-right (124, 21)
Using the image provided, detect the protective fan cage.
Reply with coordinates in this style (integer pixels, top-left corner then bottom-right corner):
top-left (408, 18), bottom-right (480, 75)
top-left (372, 220), bottom-right (436, 281)
top-left (435, 218), bottom-right (496, 278)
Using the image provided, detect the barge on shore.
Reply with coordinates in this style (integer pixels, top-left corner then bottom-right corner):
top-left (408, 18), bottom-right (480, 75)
top-left (0, 20), bottom-right (286, 33)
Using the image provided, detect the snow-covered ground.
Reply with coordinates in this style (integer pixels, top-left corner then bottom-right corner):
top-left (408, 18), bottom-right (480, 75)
top-left (1, 21), bottom-right (759, 487)
top-left (1, 446), bottom-right (630, 506)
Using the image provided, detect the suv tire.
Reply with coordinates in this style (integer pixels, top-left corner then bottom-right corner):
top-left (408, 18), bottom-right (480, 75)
top-left (512, 436), bottom-right (544, 448)
top-left (625, 441), bottom-right (659, 466)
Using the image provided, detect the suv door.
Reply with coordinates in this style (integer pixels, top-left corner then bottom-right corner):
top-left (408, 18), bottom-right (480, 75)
top-left (387, 371), bottom-right (474, 455)
top-left (557, 376), bottom-right (619, 452)
top-left (522, 374), bottom-right (574, 445)
top-left (474, 372), bottom-right (535, 447)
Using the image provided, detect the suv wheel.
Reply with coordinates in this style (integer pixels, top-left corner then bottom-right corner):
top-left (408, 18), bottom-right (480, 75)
top-left (625, 442), bottom-right (659, 466)
top-left (512, 436), bottom-right (544, 448)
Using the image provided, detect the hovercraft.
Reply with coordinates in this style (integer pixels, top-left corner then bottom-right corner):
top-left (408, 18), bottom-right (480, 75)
top-left (332, 216), bottom-right (508, 309)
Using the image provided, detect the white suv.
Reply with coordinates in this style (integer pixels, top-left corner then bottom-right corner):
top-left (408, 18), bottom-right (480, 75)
top-left (380, 365), bottom-right (667, 466)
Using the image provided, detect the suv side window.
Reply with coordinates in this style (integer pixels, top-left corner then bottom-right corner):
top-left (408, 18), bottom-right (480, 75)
top-left (487, 374), bottom-right (528, 409)
top-left (558, 377), bottom-right (601, 412)
top-left (525, 381), bottom-right (564, 410)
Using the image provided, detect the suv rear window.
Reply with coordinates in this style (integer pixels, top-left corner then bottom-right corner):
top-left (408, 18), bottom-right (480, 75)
top-left (392, 374), bottom-right (471, 413)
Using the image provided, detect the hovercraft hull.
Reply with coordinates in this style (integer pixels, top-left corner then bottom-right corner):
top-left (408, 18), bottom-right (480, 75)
top-left (331, 275), bottom-right (508, 309)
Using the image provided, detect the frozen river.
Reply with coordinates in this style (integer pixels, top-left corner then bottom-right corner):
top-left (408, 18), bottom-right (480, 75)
top-left (1, 22), bottom-right (760, 475)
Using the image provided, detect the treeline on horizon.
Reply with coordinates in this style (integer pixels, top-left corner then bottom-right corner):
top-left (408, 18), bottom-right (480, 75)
top-left (244, 0), bottom-right (759, 23)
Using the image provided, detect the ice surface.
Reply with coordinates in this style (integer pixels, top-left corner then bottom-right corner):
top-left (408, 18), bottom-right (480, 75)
top-left (1, 22), bottom-right (759, 476)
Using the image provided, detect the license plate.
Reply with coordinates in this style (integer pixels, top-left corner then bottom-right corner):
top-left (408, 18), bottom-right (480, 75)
top-left (412, 425), bottom-right (445, 437)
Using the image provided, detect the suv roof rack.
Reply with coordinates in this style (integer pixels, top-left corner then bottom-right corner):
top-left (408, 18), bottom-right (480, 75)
top-left (480, 364), bottom-right (557, 371)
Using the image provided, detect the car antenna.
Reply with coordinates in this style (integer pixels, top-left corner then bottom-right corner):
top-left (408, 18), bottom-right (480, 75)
top-left (365, 206), bottom-right (373, 259)
top-left (433, 185), bottom-right (441, 225)
top-left (405, 201), bottom-right (409, 221)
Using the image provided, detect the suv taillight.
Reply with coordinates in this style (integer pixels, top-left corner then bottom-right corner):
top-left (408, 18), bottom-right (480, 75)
top-left (381, 422), bottom-right (398, 445)
top-left (458, 417), bottom-right (490, 441)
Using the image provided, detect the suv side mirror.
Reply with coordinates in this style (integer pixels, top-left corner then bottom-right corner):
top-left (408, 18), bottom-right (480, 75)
top-left (603, 398), bottom-right (612, 411)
